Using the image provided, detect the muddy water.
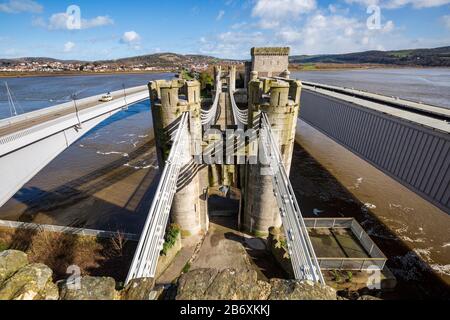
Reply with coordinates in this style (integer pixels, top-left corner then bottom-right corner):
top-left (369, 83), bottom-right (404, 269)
top-left (292, 120), bottom-right (450, 299)
top-left (292, 68), bottom-right (450, 109)
top-left (0, 101), bottom-right (159, 234)
top-left (0, 70), bottom-right (449, 298)
top-left (0, 73), bottom-right (174, 233)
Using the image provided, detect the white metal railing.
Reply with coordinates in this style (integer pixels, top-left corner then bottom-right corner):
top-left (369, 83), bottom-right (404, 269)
top-left (0, 219), bottom-right (138, 240)
top-left (260, 112), bottom-right (324, 284)
top-left (125, 112), bottom-right (189, 284)
top-left (229, 85), bottom-right (247, 127)
top-left (0, 85), bottom-right (147, 128)
top-left (201, 69), bottom-right (222, 127)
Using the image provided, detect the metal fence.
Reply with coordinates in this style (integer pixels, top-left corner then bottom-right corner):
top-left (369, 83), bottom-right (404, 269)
top-left (304, 218), bottom-right (387, 271)
top-left (0, 219), bottom-right (139, 241)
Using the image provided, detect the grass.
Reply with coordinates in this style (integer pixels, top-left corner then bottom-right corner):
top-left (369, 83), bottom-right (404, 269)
top-left (0, 240), bottom-right (8, 252)
top-left (161, 224), bottom-right (181, 256)
top-left (182, 262), bottom-right (191, 274)
top-left (180, 70), bottom-right (194, 80)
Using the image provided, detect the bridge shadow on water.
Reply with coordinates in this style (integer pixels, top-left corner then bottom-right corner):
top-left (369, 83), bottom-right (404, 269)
top-left (3, 137), bottom-right (162, 281)
top-left (11, 139), bottom-right (160, 235)
top-left (82, 99), bottom-right (151, 137)
top-left (290, 142), bottom-right (450, 299)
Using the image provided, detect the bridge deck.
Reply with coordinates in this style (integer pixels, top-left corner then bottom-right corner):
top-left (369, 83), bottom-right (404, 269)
top-left (0, 86), bottom-right (147, 138)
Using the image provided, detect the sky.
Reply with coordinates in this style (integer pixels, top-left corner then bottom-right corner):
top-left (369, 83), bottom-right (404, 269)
top-left (0, 0), bottom-right (449, 60)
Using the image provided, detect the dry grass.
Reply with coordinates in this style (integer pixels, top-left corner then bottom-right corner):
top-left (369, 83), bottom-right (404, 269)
top-left (0, 227), bottom-right (137, 281)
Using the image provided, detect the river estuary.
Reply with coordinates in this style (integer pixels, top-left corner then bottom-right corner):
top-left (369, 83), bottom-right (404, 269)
top-left (0, 68), bottom-right (449, 298)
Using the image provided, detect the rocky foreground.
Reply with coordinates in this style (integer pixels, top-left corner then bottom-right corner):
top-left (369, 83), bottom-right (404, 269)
top-left (0, 249), bottom-right (363, 300)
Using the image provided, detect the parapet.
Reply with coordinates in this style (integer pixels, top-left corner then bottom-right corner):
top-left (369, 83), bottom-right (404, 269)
top-left (251, 47), bottom-right (290, 56)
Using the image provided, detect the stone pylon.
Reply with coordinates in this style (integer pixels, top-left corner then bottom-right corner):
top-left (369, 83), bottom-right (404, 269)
top-left (149, 79), bottom-right (202, 237)
top-left (243, 76), bottom-right (302, 237)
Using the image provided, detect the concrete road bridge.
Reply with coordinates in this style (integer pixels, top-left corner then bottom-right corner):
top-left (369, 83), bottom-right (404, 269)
top-left (0, 47), bottom-right (448, 285)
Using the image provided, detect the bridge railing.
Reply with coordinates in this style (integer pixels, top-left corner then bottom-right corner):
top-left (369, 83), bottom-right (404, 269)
top-left (125, 112), bottom-right (190, 284)
top-left (301, 81), bottom-right (450, 119)
top-left (260, 113), bottom-right (324, 283)
top-left (201, 69), bottom-right (222, 127)
top-left (0, 85), bottom-right (148, 129)
top-left (229, 85), bottom-right (247, 128)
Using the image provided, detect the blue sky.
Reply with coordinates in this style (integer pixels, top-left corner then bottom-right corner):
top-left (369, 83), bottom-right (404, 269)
top-left (0, 0), bottom-right (449, 60)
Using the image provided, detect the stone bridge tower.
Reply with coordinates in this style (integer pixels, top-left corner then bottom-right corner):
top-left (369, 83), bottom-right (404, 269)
top-left (149, 80), bottom-right (203, 237)
top-left (245, 47), bottom-right (290, 87)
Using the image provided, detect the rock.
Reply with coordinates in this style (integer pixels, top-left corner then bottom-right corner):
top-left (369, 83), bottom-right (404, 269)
top-left (0, 250), bottom-right (28, 285)
top-left (176, 268), bottom-right (219, 300)
top-left (59, 276), bottom-right (118, 300)
top-left (121, 278), bottom-right (156, 300)
top-left (176, 268), bottom-right (336, 300)
top-left (204, 269), bottom-right (271, 300)
top-left (0, 263), bottom-right (55, 300)
top-left (37, 280), bottom-right (59, 300)
top-left (149, 285), bottom-right (165, 300)
top-left (269, 279), bottom-right (337, 300)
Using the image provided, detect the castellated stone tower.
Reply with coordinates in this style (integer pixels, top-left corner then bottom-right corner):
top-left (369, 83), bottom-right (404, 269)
top-left (243, 77), bottom-right (302, 237)
top-left (149, 79), bottom-right (203, 237)
top-left (245, 47), bottom-right (290, 86)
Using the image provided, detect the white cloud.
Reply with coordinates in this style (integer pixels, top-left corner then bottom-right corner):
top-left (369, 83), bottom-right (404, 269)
top-left (231, 22), bottom-right (247, 29)
top-left (121, 31), bottom-right (141, 44)
top-left (44, 13), bottom-right (114, 30)
top-left (0, 0), bottom-right (42, 13)
top-left (252, 0), bottom-right (316, 28)
top-left (198, 31), bottom-right (270, 59)
top-left (83, 16), bottom-right (114, 29)
top-left (345, 0), bottom-right (450, 9)
top-left (197, 9), bottom-right (449, 58)
top-left (274, 13), bottom-right (400, 54)
top-left (442, 15), bottom-right (450, 29)
top-left (64, 41), bottom-right (75, 52)
top-left (216, 10), bottom-right (225, 21)
top-left (383, 20), bottom-right (395, 32)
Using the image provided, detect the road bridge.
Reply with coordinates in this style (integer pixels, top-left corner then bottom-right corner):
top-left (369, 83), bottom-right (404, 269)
top-left (0, 85), bottom-right (149, 207)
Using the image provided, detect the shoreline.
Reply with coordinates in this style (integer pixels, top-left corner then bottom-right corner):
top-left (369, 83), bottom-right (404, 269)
top-left (1, 65), bottom-right (450, 78)
top-left (289, 63), bottom-right (450, 72)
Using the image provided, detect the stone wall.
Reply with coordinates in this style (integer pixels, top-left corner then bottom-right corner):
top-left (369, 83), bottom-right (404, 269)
top-left (251, 47), bottom-right (290, 77)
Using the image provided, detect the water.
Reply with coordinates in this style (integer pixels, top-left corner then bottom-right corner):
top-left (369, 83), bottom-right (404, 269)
top-left (292, 68), bottom-right (450, 109)
top-left (0, 73), bottom-right (173, 233)
top-left (0, 69), bottom-right (449, 297)
top-left (290, 68), bottom-right (450, 297)
top-left (0, 73), bottom-right (175, 119)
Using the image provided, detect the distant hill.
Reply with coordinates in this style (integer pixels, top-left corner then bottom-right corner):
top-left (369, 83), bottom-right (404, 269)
top-left (97, 53), bottom-right (226, 67)
top-left (290, 46), bottom-right (450, 67)
top-left (0, 53), bottom-right (238, 67)
top-left (0, 57), bottom-right (84, 65)
top-left (2, 46), bottom-right (449, 68)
